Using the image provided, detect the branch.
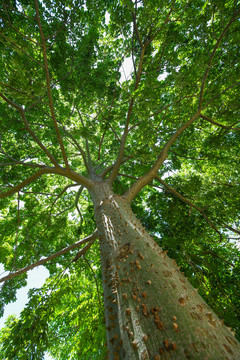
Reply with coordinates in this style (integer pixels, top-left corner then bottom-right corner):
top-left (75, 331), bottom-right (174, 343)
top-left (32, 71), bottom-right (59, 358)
top-left (98, 69), bottom-right (121, 161)
top-left (0, 167), bottom-right (94, 199)
top-left (0, 168), bottom-right (56, 199)
top-left (78, 110), bottom-right (93, 171)
top-left (5, 4), bottom-right (36, 21)
top-left (170, 150), bottom-right (205, 161)
top-left (72, 240), bottom-right (95, 262)
top-left (18, 190), bottom-right (59, 196)
top-left (150, 95), bottom-right (197, 119)
top-left (201, 250), bottom-right (234, 267)
top-left (107, 45), bottom-right (147, 184)
top-left (198, 9), bottom-right (240, 110)
top-left (0, 92), bottom-right (60, 167)
top-left (48, 183), bottom-right (79, 222)
top-left (57, 168), bottom-right (94, 189)
top-left (0, 15), bottom-right (41, 47)
top-left (98, 129), bottom-right (106, 161)
top-left (83, 256), bottom-right (103, 311)
top-left (202, 80), bottom-right (240, 110)
top-left (0, 138), bottom-right (46, 168)
top-left (61, 126), bottom-right (90, 173)
top-left (132, 11), bottom-right (143, 48)
top-left (75, 186), bottom-right (84, 226)
top-left (0, 30), bottom-right (45, 69)
top-left (35, 0), bottom-right (69, 169)
top-left (200, 113), bottom-right (240, 130)
top-left (99, 156), bottom-right (132, 179)
top-left (11, 192), bottom-right (20, 271)
top-left (0, 231), bottom-right (98, 283)
top-left (224, 224), bottom-right (240, 236)
top-left (155, 176), bottom-right (222, 241)
top-left (124, 111), bottom-right (200, 202)
top-left (145, 5), bottom-right (174, 46)
top-left (0, 161), bottom-right (45, 168)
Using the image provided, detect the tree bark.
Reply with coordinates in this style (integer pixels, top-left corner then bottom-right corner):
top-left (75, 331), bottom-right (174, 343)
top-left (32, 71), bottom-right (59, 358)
top-left (90, 181), bottom-right (240, 360)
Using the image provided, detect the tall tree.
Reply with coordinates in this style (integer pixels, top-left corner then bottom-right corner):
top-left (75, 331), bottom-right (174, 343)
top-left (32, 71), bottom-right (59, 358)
top-left (0, 0), bottom-right (240, 359)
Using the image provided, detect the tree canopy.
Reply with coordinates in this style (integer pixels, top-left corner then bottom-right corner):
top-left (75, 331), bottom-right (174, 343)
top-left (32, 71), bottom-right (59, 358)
top-left (0, 0), bottom-right (240, 359)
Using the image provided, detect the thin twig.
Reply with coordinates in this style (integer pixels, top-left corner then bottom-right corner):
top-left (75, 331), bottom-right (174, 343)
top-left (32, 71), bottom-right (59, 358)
top-left (75, 186), bottom-right (84, 226)
top-left (10, 192), bottom-right (20, 271)
top-left (155, 176), bottom-right (222, 241)
top-left (78, 110), bottom-right (93, 170)
top-left (200, 113), bottom-right (240, 130)
top-left (108, 44), bottom-right (147, 184)
top-left (0, 92), bottom-right (60, 167)
top-left (202, 81), bottom-right (240, 110)
top-left (0, 231), bottom-right (98, 283)
top-left (0, 161), bottom-right (45, 168)
top-left (0, 31), bottom-right (45, 68)
top-left (224, 224), bottom-right (240, 236)
top-left (198, 9), bottom-right (240, 110)
top-left (202, 250), bottom-right (234, 267)
top-left (83, 256), bottom-right (103, 312)
top-left (48, 183), bottom-right (79, 223)
top-left (61, 126), bottom-right (90, 172)
top-left (0, 15), bottom-right (41, 46)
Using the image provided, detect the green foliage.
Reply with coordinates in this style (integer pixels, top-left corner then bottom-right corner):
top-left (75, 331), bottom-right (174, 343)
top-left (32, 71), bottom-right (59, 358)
top-left (0, 0), bottom-right (239, 357)
top-left (0, 243), bottom-right (106, 359)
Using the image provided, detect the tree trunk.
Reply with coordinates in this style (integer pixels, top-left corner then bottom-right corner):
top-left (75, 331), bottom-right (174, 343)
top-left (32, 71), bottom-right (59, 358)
top-left (90, 181), bottom-right (240, 360)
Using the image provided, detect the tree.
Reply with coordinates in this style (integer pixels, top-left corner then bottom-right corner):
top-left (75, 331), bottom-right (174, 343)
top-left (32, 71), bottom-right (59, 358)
top-left (0, 0), bottom-right (240, 358)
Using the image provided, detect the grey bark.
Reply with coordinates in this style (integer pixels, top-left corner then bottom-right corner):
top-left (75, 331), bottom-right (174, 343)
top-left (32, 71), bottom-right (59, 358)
top-left (90, 180), bottom-right (240, 360)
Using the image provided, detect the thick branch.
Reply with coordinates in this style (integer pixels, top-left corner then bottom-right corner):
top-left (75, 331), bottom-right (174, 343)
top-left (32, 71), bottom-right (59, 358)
top-left (55, 168), bottom-right (94, 189)
top-left (124, 111), bottom-right (200, 202)
top-left (0, 168), bottom-right (56, 199)
top-left (35, 0), bottom-right (69, 169)
top-left (0, 167), bottom-right (94, 199)
top-left (0, 231), bottom-right (98, 283)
